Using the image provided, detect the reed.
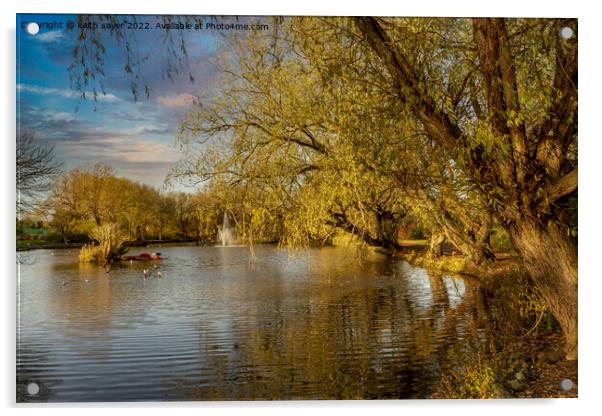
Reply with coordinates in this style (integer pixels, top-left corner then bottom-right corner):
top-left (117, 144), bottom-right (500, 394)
top-left (79, 223), bottom-right (127, 265)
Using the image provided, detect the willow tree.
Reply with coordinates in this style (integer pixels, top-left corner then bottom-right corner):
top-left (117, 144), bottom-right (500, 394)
top-left (66, 14), bottom-right (497, 259)
top-left (174, 20), bottom-right (413, 249)
top-left (353, 17), bottom-right (578, 358)
top-left (175, 17), bottom-right (500, 257)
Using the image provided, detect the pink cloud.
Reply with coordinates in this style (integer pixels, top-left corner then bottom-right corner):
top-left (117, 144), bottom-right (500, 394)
top-left (156, 93), bottom-right (195, 108)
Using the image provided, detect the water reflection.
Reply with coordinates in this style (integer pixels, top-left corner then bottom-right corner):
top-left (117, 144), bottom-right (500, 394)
top-left (17, 246), bottom-right (489, 401)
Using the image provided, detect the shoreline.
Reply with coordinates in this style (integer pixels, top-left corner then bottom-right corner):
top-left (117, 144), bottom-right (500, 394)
top-left (394, 247), bottom-right (577, 399)
top-left (16, 238), bottom-right (283, 252)
top-left (16, 239), bottom-right (212, 252)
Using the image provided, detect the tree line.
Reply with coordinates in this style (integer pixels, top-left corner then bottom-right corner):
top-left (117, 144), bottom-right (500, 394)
top-left (29, 162), bottom-right (295, 246)
top-left (31, 163), bottom-right (216, 243)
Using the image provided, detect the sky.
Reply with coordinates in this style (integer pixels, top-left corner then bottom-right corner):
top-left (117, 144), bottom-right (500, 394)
top-left (16, 14), bottom-right (257, 192)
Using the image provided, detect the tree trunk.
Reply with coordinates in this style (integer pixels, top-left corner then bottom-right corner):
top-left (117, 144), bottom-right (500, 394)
top-left (445, 233), bottom-right (493, 265)
top-left (354, 15), bottom-right (578, 359)
top-left (435, 217), bottom-right (495, 265)
top-left (508, 218), bottom-right (578, 360)
top-left (432, 208), bottom-right (495, 265)
top-left (376, 211), bottom-right (401, 249)
top-left (329, 212), bottom-right (402, 249)
top-left (427, 231), bottom-right (445, 258)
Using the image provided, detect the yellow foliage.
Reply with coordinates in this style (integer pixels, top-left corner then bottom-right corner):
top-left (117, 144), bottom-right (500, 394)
top-left (79, 223), bottom-right (127, 264)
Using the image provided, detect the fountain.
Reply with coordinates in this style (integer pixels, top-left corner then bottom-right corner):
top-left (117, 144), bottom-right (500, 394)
top-left (218, 211), bottom-right (235, 246)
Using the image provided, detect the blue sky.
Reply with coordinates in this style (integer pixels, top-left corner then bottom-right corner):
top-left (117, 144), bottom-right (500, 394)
top-left (16, 14), bottom-right (236, 191)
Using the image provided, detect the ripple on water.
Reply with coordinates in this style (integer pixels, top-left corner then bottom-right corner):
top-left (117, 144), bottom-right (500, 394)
top-left (17, 246), bottom-right (487, 401)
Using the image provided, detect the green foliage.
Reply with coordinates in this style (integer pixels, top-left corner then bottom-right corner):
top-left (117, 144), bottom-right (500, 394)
top-left (434, 328), bottom-right (502, 400)
top-left (411, 255), bottom-right (468, 275)
top-left (490, 226), bottom-right (514, 253)
top-left (484, 269), bottom-right (550, 336)
top-left (330, 231), bottom-right (362, 247)
top-left (409, 226), bottom-right (426, 240)
top-left (458, 362), bottom-right (498, 399)
top-left (78, 244), bottom-right (99, 263)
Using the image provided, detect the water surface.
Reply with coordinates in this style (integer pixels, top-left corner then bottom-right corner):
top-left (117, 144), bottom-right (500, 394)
top-left (17, 245), bottom-right (487, 401)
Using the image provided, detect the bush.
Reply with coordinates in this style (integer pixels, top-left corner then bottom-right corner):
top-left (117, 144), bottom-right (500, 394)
top-left (79, 244), bottom-right (99, 263)
top-left (490, 227), bottom-right (514, 253)
top-left (482, 268), bottom-right (550, 336)
top-left (79, 223), bottom-right (128, 264)
top-left (409, 226), bottom-right (426, 240)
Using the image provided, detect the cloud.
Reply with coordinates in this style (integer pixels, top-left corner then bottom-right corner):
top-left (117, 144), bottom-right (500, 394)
top-left (62, 136), bottom-right (178, 164)
top-left (29, 108), bottom-right (76, 123)
top-left (58, 135), bottom-right (180, 188)
top-left (17, 105), bottom-right (81, 141)
top-left (122, 124), bottom-right (173, 136)
top-left (17, 83), bottom-right (119, 102)
top-left (18, 100), bottom-right (180, 188)
top-left (156, 93), bottom-right (195, 108)
top-left (35, 31), bottom-right (65, 43)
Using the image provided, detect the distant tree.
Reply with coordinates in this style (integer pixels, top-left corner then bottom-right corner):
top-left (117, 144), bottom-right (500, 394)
top-left (154, 194), bottom-right (177, 241)
top-left (16, 132), bottom-right (62, 217)
top-left (171, 192), bottom-right (196, 239)
top-left (49, 206), bottom-right (79, 244)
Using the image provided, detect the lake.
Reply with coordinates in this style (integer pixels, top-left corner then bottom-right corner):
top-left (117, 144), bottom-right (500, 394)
top-left (16, 245), bottom-right (489, 401)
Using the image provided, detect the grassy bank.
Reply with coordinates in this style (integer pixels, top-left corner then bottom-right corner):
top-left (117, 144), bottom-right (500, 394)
top-left (17, 240), bottom-right (84, 251)
top-left (16, 238), bottom-right (202, 252)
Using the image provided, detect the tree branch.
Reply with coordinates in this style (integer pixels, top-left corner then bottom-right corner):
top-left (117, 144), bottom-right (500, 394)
top-left (535, 20), bottom-right (578, 174)
top-left (543, 166), bottom-right (578, 204)
top-left (472, 18), bottom-right (529, 187)
top-left (354, 17), bottom-right (463, 152)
